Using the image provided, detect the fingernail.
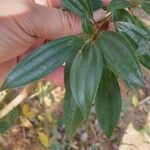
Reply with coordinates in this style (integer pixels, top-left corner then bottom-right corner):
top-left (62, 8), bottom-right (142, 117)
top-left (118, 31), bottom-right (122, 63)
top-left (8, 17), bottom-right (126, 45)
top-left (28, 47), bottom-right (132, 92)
top-left (93, 9), bottom-right (106, 22)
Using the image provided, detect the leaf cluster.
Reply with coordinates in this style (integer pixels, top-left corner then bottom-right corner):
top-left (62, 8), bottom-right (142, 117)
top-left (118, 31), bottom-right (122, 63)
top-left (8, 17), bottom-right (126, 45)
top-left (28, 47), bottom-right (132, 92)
top-left (1, 0), bottom-right (150, 138)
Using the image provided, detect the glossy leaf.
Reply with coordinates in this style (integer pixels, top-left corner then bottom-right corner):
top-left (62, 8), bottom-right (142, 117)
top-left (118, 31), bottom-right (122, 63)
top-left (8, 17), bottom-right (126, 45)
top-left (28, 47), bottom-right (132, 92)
top-left (2, 36), bottom-right (84, 89)
top-left (63, 0), bottom-right (93, 35)
top-left (82, 17), bottom-right (94, 35)
top-left (95, 67), bottom-right (121, 138)
top-left (91, 0), bottom-right (103, 10)
top-left (113, 9), bottom-right (134, 22)
top-left (63, 0), bottom-right (93, 19)
top-left (107, 0), bottom-right (131, 12)
top-left (116, 22), bottom-right (148, 45)
top-left (70, 43), bottom-right (103, 118)
top-left (97, 31), bottom-right (144, 86)
top-left (113, 9), bottom-right (149, 31)
top-left (137, 40), bottom-right (150, 69)
top-left (117, 22), bottom-right (150, 69)
top-left (113, 9), bottom-right (150, 70)
top-left (141, 0), bottom-right (150, 14)
top-left (64, 55), bottom-right (84, 136)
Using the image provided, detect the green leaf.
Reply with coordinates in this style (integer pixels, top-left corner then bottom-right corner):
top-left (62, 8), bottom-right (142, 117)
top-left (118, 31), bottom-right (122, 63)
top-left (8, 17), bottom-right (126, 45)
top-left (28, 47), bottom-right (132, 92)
top-left (97, 31), bottom-right (144, 86)
top-left (63, 0), bottom-right (93, 35)
top-left (91, 144), bottom-right (97, 150)
top-left (63, 0), bottom-right (93, 19)
top-left (113, 9), bottom-right (146, 28)
top-left (107, 0), bottom-right (131, 12)
top-left (116, 22), bottom-right (148, 45)
top-left (141, 0), bottom-right (150, 14)
top-left (70, 43), bottom-right (103, 118)
top-left (50, 142), bottom-right (61, 150)
top-left (91, 0), bottom-right (103, 10)
top-left (82, 18), bottom-right (94, 35)
top-left (0, 121), bottom-right (11, 134)
top-left (112, 9), bottom-right (134, 22)
top-left (137, 40), bottom-right (150, 69)
top-left (9, 107), bottom-right (19, 124)
top-left (0, 108), bottom-right (19, 134)
top-left (2, 36), bottom-right (84, 89)
top-left (116, 22), bottom-right (150, 69)
top-left (113, 9), bottom-right (149, 31)
top-left (64, 55), bottom-right (84, 136)
top-left (113, 9), bottom-right (150, 70)
top-left (95, 67), bottom-right (121, 138)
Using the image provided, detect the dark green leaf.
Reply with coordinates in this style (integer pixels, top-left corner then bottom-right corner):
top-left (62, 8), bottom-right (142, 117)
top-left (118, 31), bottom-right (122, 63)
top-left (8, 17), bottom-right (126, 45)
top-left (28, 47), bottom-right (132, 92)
top-left (63, 0), bottom-right (93, 19)
top-left (63, 0), bottom-right (93, 35)
top-left (116, 22), bottom-right (148, 45)
top-left (95, 67), bottom-right (121, 138)
top-left (113, 9), bottom-right (149, 31)
top-left (70, 43), bottom-right (103, 118)
top-left (97, 31), bottom-right (144, 86)
top-left (141, 0), bottom-right (150, 14)
top-left (112, 9), bottom-right (134, 22)
top-left (113, 8), bottom-right (150, 70)
top-left (0, 108), bottom-right (19, 134)
top-left (64, 90), bottom-right (83, 136)
top-left (2, 36), bottom-right (84, 89)
top-left (0, 121), bottom-right (11, 134)
top-left (107, 0), bottom-right (131, 12)
top-left (9, 107), bottom-right (19, 124)
top-left (64, 55), bottom-right (84, 136)
top-left (116, 22), bottom-right (150, 69)
top-left (91, 0), bottom-right (103, 10)
top-left (82, 18), bottom-right (94, 35)
top-left (137, 40), bottom-right (150, 69)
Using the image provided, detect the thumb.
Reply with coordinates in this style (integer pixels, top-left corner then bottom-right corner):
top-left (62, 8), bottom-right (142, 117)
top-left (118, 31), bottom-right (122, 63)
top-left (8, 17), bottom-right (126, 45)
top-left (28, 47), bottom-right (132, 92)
top-left (17, 4), bottom-right (82, 40)
top-left (16, 4), bottom-right (105, 40)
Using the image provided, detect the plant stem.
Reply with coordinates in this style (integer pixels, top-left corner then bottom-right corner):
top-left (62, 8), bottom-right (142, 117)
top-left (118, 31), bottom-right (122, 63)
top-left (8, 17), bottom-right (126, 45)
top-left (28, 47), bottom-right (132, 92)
top-left (79, 37), bottom-right (93, 53)
top-left (93, 13), bottom-right (112, 41)
top-left (78, 13), bottom-right (112, 53)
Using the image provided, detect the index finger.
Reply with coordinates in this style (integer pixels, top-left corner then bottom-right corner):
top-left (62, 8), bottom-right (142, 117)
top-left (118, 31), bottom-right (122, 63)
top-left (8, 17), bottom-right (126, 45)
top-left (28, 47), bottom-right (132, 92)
top-left (48, 0), bottom-right (61, 8)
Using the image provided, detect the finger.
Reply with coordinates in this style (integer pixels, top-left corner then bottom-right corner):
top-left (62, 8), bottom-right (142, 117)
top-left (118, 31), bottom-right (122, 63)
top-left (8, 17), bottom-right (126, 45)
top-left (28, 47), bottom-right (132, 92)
top-left (103, 0), bottom-right (111, 6)
top-left (16, 4), bottom-right (105, 40)
top-left (0, 59), bottom-right (17, 87)
top-left (93, 9), bottom-right (105, 22)
top-left (108, 22), bottom-right (115, 31)
top-left (47, 0), bottom-right (61, 7)
top-left (25, 6), bottom-right (82, 40)
top-left (33, 0), bottom-right (61, 8)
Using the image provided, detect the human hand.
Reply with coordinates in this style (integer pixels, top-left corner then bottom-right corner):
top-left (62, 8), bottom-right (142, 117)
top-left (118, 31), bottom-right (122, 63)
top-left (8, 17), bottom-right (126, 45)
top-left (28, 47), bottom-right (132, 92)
top-left (0, 0), bottom-right (109, 87)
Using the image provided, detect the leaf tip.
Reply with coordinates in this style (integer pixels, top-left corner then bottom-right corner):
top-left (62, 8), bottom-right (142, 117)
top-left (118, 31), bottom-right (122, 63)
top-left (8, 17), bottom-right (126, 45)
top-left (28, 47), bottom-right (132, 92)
top-left (104, 128), bottom-right (114, 139)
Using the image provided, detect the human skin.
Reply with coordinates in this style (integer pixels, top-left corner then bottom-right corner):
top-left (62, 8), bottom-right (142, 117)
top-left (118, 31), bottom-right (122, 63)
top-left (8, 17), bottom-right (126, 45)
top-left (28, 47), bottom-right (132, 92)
top-left (0, 0), bottom-right (110, 88)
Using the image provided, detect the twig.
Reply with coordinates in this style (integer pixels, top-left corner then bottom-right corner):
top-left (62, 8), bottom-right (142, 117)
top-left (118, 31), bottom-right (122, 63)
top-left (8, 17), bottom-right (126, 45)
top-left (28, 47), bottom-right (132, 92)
top-left (93, 13), bottom-right (112, 41)
top-left (79, 37), bottom-right (93, 53)
top-left (139, 96), bottom-right (150, 105)
top-left (0, 86), bottom-right (30, 119)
